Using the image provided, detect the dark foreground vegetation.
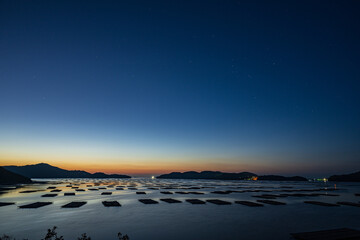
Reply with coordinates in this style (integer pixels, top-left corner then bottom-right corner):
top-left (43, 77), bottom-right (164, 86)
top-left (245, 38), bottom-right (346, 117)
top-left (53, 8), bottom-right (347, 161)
top-left (0, 227), bottom-right (129, 240)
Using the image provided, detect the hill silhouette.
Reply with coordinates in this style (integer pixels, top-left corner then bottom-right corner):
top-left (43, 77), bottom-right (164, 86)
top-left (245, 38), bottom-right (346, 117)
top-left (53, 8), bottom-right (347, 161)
top-left (257, 175), bottom-right (308, 181)
top-left (0, 166), bottom-right (32, 184)
top-left (329, 171), bottom-right (360, 182)
top-left (3, 163), bottom-right (131, 179)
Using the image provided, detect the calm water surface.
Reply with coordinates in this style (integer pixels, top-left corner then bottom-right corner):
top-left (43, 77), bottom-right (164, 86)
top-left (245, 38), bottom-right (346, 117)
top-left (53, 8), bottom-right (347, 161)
top-left (0, 179), bottom-right (359, 240)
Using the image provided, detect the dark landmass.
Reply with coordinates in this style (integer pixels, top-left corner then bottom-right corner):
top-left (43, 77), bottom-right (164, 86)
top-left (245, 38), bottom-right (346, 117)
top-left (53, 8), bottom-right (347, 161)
top-left (257, 175), bottom-right (308, 181)
top-left (0, 167), bottom-right (32, 185)
top-left (328, 171), bottom-right (360, 182)
top-left (3, 163), bottom-right (131, 179)
top-left (156, 171), bottom-right (309, 181)
top-left (157, 171), bottom-right (256, 180)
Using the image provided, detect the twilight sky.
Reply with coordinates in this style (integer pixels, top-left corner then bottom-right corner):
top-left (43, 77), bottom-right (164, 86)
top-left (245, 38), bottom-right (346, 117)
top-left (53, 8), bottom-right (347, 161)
top-left (1, 0), bottom-right (359, 177)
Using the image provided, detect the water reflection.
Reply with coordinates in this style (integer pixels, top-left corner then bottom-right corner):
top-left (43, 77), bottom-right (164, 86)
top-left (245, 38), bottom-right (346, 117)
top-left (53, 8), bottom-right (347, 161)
top-left (0, 179), bottom-right (359, 240)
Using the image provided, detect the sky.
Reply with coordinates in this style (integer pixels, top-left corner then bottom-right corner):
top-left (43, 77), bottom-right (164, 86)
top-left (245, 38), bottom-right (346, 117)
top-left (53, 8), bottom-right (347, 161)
top-left (0, 0), bottom-right (360, 177)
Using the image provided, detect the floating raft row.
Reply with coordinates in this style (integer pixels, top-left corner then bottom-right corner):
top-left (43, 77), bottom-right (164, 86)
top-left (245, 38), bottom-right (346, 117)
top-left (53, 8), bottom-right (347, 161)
top-left (235, 201), bottom-right (263, 207)
top-left (160, 191), bottom-right (173, 194)
top-left (102, 201), bottom-right (121, 207)
top-left (0, 202), bottom-right (15, 207)
top-left (136, 191), bottom-right (146, 194)
top-left (252, 195), bottom-right (277, 199)
top-left (263, 194), bottom-right (288, 198)
top-left (101, 192), bottom-right (112, 195)
top-left (320, 193), bottom-right (339, 197)
top-left (304, 201), bottom-right (339, 207)
top-left (50, 189), bottom-right (62, 192)
top-left (47, 187), bottom-right (57, 189)
top-left (160, 198), bottom-right (182, 203)
top-left (188, 192), bottom-right (204, 195)
top-left (291, 228), bottom-right (360, 240)
top-left (211, 191), bottom-right (231, 194)
top-left (41, 194), bottom-right (58, 197)
top-left (337, 201), bottom-right (360, 207)
top-left (61, 201), bottom-right (87, 208)
top-left (19, 202), bottom-right (52, 209)
top-left (257, 200), bottom-right (286, 205)
top-left (64, 192), bottom-right (75, 196)
top-left (116, 188), bottom-right (124, 190)
top-left (75, 189), bottom-right (85, 192)
top-left (138, 199), bottom-right (159, 204)
top-left (206, 199), bottom-right (232, 205)
top-left (281, 193), bottom-right (320, 197)
top-left (186, 199), bottom-right (206, 204)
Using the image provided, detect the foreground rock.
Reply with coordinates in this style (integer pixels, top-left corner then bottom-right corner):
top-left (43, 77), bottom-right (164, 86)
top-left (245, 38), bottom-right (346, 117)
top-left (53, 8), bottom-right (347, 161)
top-left (3, 163), bottom-right (131, 179)
top-left (157, 171), bottom-right (256, 180)
top-left (0, 167), bottom-right (32, 185)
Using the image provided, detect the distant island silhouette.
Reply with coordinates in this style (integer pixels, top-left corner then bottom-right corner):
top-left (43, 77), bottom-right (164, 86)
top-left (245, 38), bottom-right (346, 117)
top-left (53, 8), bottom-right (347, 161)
top-left (1, 163), bottom-right (360, 183)
top-left (157, 171), bottom-right (360, 182)
top-left (0, 166), bottom-right (32, 185)
top-left (3, 163), bottom-right (131, 179)
top-left (257, 175), bottom-right (307, 181)
top-left (329, 171), bottom-right (360, 182)
top-left (157, 171), bottom-right (257, 180)
top-left (156, 171), bottom-right (310, 181)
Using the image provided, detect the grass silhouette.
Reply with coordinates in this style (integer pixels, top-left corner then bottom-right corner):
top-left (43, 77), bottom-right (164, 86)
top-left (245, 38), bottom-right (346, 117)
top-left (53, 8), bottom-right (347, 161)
top-left (0, 226), bottom-right (129, 240)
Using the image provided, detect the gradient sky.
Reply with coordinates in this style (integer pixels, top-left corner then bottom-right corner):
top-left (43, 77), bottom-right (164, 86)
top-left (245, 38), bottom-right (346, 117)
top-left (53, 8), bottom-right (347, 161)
top-left (1, 0), bottom-right (360, 177)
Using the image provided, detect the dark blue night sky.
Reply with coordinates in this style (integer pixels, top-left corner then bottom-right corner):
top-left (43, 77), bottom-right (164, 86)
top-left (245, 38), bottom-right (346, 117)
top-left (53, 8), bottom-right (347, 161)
top-left (1, 0), bottom-right (359, 176)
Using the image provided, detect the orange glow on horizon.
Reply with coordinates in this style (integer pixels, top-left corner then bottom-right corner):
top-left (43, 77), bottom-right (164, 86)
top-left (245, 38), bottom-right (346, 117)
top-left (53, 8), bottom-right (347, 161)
top-left (0, 156), bottom-right (270, 176)
top-left (1, 151), bottom-right (343, 176)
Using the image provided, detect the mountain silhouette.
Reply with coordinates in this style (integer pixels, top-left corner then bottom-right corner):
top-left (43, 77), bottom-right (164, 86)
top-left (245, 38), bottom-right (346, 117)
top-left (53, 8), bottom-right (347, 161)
top-left (0, 166), bottom-right (32, 184)
top-left (3, 163), bottom-right (131, 179)
top-left (329, 171), bottom-right (360, 182)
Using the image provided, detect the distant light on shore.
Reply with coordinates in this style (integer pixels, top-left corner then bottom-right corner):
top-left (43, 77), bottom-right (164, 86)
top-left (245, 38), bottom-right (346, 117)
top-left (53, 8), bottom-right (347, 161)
top-left (151, 176), bottom-right (155, 179)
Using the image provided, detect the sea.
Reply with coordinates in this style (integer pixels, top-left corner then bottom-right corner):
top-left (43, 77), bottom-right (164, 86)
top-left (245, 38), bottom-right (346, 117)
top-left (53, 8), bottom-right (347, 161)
top-left (0, 178), bottom-right (359, 240)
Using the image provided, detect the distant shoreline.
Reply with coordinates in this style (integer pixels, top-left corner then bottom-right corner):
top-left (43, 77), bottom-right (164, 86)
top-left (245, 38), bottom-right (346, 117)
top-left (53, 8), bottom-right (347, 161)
top-left (2, 163), bottom-right (360, 183)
